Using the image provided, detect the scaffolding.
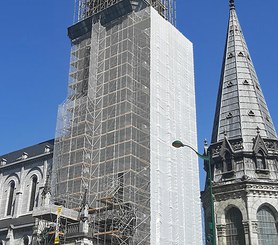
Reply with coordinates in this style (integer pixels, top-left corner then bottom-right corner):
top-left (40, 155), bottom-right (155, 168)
top-left (33, 0), bottom-right (203, 243)
top-left (32, 204), bottom-right (80, 244)
top-left (34, 167), bottom-right (149, 244)
top-left (46, 6), bottom-right (153, 244)
top-left (74, 0), bottom-right (176, 25)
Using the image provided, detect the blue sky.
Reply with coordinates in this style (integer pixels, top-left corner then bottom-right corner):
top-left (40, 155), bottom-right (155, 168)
top-left (0, 0), bottom-right (277, 189)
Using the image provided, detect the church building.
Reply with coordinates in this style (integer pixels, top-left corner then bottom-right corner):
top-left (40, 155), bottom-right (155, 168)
top-left (202, 1), bottom-right (278, 244)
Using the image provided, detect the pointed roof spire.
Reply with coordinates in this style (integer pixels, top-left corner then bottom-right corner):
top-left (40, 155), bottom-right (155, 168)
top-left (42, 174), bottom-right (51, 196)
top-left (211, 2), bottom-right (277, 150)
top-left (80, 188), bottom-right (89, 222)
top-left (229, 0), bottom-right (235, 9)
top-left (81, 188), bottom-right (88, 208)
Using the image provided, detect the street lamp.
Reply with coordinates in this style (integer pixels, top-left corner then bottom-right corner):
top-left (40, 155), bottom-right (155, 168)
top-left (172, 140), bottom-right (216, 245)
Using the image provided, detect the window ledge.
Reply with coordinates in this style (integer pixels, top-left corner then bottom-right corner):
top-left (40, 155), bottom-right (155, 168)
top-left (255, 169), bottom-right (269, 174)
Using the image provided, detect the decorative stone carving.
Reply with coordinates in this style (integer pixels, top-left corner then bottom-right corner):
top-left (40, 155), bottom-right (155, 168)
top-left (21, 152), bottom-right (28, 160)
top-left (251, 221), bottom-right (258, 233)
top-left (212, 145), bottom-right (221, 156)
top-left (241, 174), bottom-right (251, 181)
top-left (216, 224), bottom-right (226, 236)
top-left (264, 139), bottom-right (278, 151)
top-left (242, 221), bottom-right (249, 234)
top-left (0, 158), bottom-right (7, 166)
top-left (232, 140), bottom-right (244, 151)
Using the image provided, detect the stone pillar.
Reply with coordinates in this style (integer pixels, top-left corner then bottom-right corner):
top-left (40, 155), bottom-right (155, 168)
top-left (40, 148), bottom-right (50, 207)
top-left (14, 190), bottom-right (23, 218)
top-left (14, 166), bottom-right (24, 217)
top-left (250, 221), bottom-right (259, 245)
top-left (242, 221), bottom-right (250, 245)
top-left (216, 224), bottom-right (226, 245)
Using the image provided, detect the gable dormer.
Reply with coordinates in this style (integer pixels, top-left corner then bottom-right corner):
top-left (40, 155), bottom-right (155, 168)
top-left (253, 131), bottom-right (269, 173)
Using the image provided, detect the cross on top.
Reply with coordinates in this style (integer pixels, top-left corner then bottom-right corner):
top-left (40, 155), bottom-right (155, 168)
top-left (229, 0), bottom-right (235, 9)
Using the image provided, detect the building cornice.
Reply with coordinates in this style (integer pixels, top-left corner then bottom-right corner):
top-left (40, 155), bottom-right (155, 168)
top-left (0, 152), bottom-right (52, 170)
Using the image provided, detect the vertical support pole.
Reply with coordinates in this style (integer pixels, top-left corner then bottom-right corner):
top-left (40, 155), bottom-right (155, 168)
top-left (207, 154), bottom-right (216, 245)
top-left (55, 206), bottom-right (62, 244)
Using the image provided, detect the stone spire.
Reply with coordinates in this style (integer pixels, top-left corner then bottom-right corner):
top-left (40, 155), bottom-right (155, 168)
top-left (211, 0), bottom-right (277, 150)
top-left (202, 3), bottom-right (278, 244)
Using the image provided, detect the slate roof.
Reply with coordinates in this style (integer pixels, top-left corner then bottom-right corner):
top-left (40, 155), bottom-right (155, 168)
top-left (211, 1), bottom-right (277, 150)
top-left (0, 139), bottom-right (54, 164)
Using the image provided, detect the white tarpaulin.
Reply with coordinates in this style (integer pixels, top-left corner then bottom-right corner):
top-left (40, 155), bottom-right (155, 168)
top-left (150, 8), bottom-right (202, 244)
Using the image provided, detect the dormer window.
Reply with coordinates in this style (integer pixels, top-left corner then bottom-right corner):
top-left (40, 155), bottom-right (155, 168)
top-left (226, 112), bottom-right (233, 119)
top-left (255, 150), bottom-right (268, 173)
top-left (228, 53), bottom-right (234, 59)
top-left (243, 80), bottom-right (249, 85)
top-left (256, 151), bottom-right (266, 169)
top-left (227, 81), bottom-right (233, 88)
top-left (224, 152), bottom-right (233, 172)
top-left (221, 150), bottom-right (235, 178)
top-left (248, 110), bottom-right (255, 116)
top-left (238, 52), bottom-right (244, 57)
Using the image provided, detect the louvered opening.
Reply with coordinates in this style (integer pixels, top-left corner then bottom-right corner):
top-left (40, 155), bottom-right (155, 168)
top-left (248, 110), bottom-right (255, 116)
top-left (226, 112), bottom-right (233, 119)
top-left (228, 53), bottom-right (234, 59)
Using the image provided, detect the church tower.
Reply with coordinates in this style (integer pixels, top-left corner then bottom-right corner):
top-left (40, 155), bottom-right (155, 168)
top-left (202, 1), bottom-right (278, 244)
top-left (48, 0), bottom-right (201, 244)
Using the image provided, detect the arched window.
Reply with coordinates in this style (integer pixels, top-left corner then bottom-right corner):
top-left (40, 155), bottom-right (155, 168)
top-left (225, 152), bottom-right (233, 172)
top-left (256, 151), bottom-right (266, 170)
top-left (29, 175), bottom-right (38, 211)
top-left (257, 206), bottom-right (278, 244)
top-left (7, 181), bottom-right (15, 216)
top-left (226, 207), bottom-right (246, 245)
top-left (23, 236), bottom-right (29, 245)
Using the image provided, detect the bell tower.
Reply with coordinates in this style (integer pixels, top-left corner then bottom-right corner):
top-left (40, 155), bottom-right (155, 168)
top-left (202, 1), bottom-right (278, 244)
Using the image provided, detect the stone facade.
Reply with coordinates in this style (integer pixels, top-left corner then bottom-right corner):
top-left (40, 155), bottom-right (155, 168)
top-left (202, 1), bottom-right (278, 244)
top-left (0, 140), bottom-right (54, 245)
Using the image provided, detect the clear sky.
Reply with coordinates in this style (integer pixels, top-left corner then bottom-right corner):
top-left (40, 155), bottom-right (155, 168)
top-left (0, 0), bottom-right (277, 189)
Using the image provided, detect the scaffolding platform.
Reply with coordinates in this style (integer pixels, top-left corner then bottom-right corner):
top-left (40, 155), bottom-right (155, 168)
top-left (32, 204), bottom-right (79, 222)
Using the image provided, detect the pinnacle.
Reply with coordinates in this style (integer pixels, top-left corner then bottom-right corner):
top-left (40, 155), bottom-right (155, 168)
top-left (229, 0), bottom-right (235, 9)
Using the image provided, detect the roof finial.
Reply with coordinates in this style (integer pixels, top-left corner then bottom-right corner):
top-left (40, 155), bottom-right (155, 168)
top-left (229, 0), bottom-right (235, 9)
